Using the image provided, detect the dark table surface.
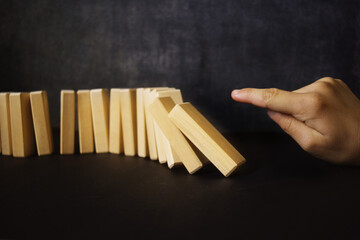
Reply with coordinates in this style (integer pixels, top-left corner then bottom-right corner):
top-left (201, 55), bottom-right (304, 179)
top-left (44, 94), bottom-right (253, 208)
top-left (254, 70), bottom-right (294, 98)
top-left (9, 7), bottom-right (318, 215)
top-left (1, 132), bottom-right (360, 239)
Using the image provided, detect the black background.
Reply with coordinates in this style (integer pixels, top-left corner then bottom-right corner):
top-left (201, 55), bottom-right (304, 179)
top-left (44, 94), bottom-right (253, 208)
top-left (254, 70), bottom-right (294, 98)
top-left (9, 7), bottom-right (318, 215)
top-left (1, 0), bottom-right (360, 131)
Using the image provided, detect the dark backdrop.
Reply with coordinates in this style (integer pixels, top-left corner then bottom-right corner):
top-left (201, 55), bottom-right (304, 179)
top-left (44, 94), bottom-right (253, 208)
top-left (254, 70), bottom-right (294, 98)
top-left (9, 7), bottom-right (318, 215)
top-left (1, 0), bottom-right (359, 131)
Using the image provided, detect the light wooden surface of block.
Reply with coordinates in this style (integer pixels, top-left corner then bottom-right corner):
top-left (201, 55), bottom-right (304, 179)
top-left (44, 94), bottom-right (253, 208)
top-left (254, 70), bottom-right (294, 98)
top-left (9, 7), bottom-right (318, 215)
top-left (169, 102), bottom-right (246, 177)
top-left (9, 93), bottom-right (36, 157)
top-left (120, 89), bottom-right (137, 156)
top-left (143, 88), bottom-right (164, 160)
top-left (149, 97), bottom-right (203, 174)
top-left (136, 88), bottom-right (148, 158)
top-left (77, 90), bottom-right (94, 154)
top-left (30, 91), bottom-right (54, 156)
top-left (109, 89), bottom-right (123, 154)
top-left (60, 90), bottom-right (75, 155)
top-left (0, 93), bottom-right (12, 155)
top-left (90, 89), bottom-right (109, 153)
top-left (154, 89), bottom-right (184, 167)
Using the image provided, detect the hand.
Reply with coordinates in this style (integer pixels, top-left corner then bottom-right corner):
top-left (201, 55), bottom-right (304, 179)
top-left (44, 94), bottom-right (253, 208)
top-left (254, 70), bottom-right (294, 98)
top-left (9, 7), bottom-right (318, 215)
top-left (231, 77), bottom-right (360, 165)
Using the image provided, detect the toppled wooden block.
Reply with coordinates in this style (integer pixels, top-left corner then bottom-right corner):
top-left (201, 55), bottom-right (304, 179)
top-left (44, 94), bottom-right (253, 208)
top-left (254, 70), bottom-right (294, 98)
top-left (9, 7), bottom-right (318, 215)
top-left (9, 93), bottom-right (36, 157)
top-left (60, 90), bottom-right (75, 155)
top-left (136, 88), bottom-right (148, 158)
top-left (109, 89), bottom-right (123, 154)
top-left (0, 93), bottom-right (12, 155)
top-left (169, 102), bottom-right (246, 177)
top-left (77, 90), bottom-right (94, 154)
top-left (120, 89), bottom-right (137, 156)
top-left (30, 91), bottom-right (54, 156)
top-left (149, 97), bottom-right (203, 174)
top-left (90, 89), bottom-right (109, 153)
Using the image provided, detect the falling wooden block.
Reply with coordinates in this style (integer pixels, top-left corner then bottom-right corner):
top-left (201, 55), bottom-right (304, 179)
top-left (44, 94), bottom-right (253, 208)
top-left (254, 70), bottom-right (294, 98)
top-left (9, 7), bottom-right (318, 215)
top-left (60, 90), bottom-right (75, 155)
top-left (90, 89), bottom-right (109, 153)
top-left (136, 88), bottom-right (148, 158)
top-left (153, 89), bottom-right (184, 167)
top-left (149, 97), bottom-right (203, 174)
top-left (0, 93), bottom-right (12, 155)
top-left (77, 90), bottom-right (94, 154)
top-left (109, 89), bottom-right (123, 154)
top-left (169, 102), bottom-right (246, 177)
top-left (120, 89), bottom-right (137, 156)
top-left (9, 93), bottom-right (36, 157)
top-left (30, 91), bottom-right (54, 156)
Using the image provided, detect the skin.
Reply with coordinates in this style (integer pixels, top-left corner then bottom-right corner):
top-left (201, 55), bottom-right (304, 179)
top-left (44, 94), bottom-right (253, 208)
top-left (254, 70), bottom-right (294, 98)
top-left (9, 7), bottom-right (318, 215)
top-left (231, 77), bottom-right (360, 165)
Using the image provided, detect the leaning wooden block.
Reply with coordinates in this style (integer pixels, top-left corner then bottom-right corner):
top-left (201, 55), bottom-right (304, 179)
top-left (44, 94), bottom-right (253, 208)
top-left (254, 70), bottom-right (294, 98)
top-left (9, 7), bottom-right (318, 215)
top-left (120, 89), bottom-right (137, 156)
top-left (77, 90), bottom-right (94, 154)
top-left (0, 93), bottom-right (12, 155)
top-left (136, 88), bottom-right (148, 158)
top-left (90, 89), bottom-right (109, 153)
top-left (169, 102), bottom-right (246, 177)
top-left (9, 93), bottom-right (36, 157)
top-left (30, 91), bottom-right (54, 156)
top-left (149, 97), bottom-right (203, 174)
top-left (60, 90), bottom-right (75, 155)
top-left (154, 89), bottom-right (184, 167)
top-left (109, 89), bottom-right (123, 154)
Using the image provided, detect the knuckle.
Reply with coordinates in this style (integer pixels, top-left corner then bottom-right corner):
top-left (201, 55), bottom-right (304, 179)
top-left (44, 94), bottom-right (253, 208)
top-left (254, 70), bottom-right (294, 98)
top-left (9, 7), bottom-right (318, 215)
top-left (318, 76), bottom-right (335, 83)
top-left (262, 88), bottom-right (279, 105)
top-left (307, 92), bottom-right (327, 112)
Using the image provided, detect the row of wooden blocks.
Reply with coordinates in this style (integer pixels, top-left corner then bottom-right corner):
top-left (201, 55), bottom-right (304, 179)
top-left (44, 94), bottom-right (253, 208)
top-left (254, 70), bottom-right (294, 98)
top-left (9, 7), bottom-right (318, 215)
top-left (0, 88), bottom-right (245, 177)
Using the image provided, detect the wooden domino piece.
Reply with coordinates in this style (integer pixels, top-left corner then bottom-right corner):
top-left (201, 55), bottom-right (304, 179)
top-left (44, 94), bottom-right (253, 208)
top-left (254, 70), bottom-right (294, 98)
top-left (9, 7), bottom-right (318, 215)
top-left (136, 88), bottom-right (148, 158)
top-left (60, 90), bottom-right (75, 155)
top-left (149, 97), bottom-right (203, 174)
top-left (109, 89), bottom-right (123, 154)
top-left (120, 89), bottom-right (137, 156)
top-left (169, 102), bottom-right (246, 177)
top-left (153, 89), bottom-right (184, 167)
top-left (90, 89), bottom-right (109, 153)
top-left (0, 93), bottom-right (12, 155)
top-left (9, 93), bottom-right (36, 157)
top-left (30, 91), bottom-right (54, 156)
top-left (77, 90), bottom-right (94, 154)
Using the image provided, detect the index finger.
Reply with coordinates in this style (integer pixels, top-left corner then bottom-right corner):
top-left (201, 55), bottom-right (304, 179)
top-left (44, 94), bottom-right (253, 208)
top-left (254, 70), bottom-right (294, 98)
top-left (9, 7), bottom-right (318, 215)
top-left (231, 88), bottom-right (308, 115)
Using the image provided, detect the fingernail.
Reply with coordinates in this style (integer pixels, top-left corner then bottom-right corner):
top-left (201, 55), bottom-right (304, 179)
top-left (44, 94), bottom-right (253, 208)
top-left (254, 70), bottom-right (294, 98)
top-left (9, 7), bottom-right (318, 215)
top-left (232, 89), bottom-right (243, 98)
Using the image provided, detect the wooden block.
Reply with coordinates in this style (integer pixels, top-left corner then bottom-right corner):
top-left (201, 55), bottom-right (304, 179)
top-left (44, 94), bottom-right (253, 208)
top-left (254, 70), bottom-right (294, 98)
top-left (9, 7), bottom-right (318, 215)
top-left (136, 88), bottom-right (148, 158)
top-left (169, 102), bottom-right (246, 177)
top-left (149, 97), bottom-right (203, 174)
top-left (30, 91), bottom-right (54, 156)
top-left (153, 89), bottom-right (184, 166)
top-left (90, 89), bottom-right (109, 153)
top-left (120, 89), bottom-right (137, 156)
top-left (9, 93), bottom-right (36, 157)
top-left (109, 89), bottom-right (123, 154)
top-left (60, 90), bottom-right (75, 155)
top-left (77, 90), bottom-right (94, 154)
top-left (0, 93), bottom-right (12, 155)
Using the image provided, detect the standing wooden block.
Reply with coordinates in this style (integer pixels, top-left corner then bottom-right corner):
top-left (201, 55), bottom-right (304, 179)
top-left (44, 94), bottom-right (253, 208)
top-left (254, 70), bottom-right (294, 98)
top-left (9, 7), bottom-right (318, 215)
top-left (169, 102), bottom-right (246, 177)
top-left (149, 97), bottom-right (203, 174)
top-left (109, 89), bottom-right (123, 154)
top-left (136, 88), bottom-right (148, 158)
top-left (0, 93), bottom-right (12, 155)
top-left (60, 90), bottom-right (75, 155)
top-left (30, 91), bottom-right (54, 156)
top-left (9, 93), bottom-right (36, 157)
top-left (120, 89), bottom-right (137, 156)
top-left (90, 89), bottom-right (109, 153)
top-left (77, 90), bottom-right (94, 154)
